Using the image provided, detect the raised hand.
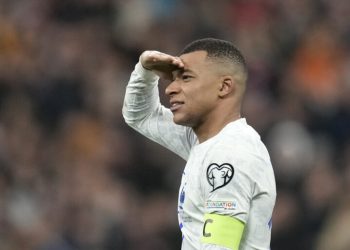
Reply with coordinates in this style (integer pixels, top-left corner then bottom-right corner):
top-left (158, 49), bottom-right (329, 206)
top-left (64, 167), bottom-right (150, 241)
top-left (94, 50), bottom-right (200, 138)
top-left (140, 51), bottom-right (184, 80)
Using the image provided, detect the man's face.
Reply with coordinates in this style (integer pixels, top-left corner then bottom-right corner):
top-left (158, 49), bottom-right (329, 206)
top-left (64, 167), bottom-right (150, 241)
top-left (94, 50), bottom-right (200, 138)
top-left (165, 50), bottom-right (221, 128)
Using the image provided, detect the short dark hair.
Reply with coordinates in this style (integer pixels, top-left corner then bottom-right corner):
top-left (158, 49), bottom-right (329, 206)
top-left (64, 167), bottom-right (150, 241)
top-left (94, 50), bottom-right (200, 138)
top-left (180, 38), bottom-right (247, 74)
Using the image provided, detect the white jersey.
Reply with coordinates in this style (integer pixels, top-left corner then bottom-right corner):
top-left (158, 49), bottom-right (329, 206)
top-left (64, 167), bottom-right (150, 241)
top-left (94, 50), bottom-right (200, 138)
top-left (123, 62), bottom-right (276, 250)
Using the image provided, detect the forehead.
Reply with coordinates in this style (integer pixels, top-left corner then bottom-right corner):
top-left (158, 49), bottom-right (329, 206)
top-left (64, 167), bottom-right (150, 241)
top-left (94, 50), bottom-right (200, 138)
top-left (179, 50), bottom-right (210, 70)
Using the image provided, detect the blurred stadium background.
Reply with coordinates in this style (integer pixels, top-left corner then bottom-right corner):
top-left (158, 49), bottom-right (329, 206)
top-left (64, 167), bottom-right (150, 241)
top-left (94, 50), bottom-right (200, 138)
top-left (0, 0), bottom-right (349, 249)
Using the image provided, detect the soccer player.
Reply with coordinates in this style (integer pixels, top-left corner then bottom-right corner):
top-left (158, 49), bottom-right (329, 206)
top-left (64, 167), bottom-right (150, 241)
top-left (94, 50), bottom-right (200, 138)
top-left (122, 38), bottom-right (276, 250)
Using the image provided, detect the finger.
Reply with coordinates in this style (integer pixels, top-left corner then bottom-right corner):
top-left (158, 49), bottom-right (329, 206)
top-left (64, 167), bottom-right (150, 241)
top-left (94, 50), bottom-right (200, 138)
top-left (141, 51), bottom-right (183, 71)
top-left (141, 50), bottom-right (167, 62)
top-left (172, 57), bottom-right (184, 68)
top-left (155, 53), bottom-right (178, 64)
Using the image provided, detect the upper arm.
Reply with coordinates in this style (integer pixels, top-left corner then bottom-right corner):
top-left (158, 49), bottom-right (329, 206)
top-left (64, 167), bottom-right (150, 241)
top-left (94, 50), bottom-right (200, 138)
top-left (202, 145), bottom-right (254, 221)
top-left (201, 213), bottom-right (245, 250)
top-left (200, 145), bottom-right (256, 249)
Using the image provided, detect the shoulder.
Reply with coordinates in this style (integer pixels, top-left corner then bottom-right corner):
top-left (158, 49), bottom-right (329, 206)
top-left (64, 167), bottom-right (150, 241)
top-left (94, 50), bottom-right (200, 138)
top-left (205, 128), bottom-right (264, 164)
top-left (203, 125), bottom-right (272, 179)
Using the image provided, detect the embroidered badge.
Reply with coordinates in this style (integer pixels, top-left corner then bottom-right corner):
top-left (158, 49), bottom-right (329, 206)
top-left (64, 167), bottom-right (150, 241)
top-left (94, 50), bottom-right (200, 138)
top-left (206, 163), bottom-right (234, 192)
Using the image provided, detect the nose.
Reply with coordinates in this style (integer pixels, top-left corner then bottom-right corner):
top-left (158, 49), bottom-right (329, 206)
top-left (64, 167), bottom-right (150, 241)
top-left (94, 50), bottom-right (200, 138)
top-left (165, 79), bottom-right (180, 97)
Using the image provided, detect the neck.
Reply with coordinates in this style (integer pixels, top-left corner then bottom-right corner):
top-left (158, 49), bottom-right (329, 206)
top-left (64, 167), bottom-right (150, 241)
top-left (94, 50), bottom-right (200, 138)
top-left (194, 111), bottom-right (241, 143)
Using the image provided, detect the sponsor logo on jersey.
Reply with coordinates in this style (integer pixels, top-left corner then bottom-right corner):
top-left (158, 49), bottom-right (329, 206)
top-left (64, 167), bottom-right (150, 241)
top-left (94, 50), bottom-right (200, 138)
top-left (206, 163), bottom-right (234, 192)
top-left (205, 200), bottom-right (237, 210)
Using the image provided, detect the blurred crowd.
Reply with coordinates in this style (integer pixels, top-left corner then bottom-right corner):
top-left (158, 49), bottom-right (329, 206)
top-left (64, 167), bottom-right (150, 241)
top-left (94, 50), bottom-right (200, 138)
top-left (0, 0), bottom-right (349, 249)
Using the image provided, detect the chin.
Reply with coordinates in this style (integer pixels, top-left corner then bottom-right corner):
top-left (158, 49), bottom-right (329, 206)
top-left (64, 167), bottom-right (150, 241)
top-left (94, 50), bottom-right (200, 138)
top-left (173, 115), bottom-right (187, 126)
top-left (173, 118), bottom-right (185, 126)
top-left (173, 115), bottom-right (194, 127)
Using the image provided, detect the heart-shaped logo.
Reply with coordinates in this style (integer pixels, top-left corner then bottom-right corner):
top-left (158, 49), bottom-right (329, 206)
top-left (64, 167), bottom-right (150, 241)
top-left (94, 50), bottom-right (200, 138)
top-left (206, 163), bottom-right (234, 192)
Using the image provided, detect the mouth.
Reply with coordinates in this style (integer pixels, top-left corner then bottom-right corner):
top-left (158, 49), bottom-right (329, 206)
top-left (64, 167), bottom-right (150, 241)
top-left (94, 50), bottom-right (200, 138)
top-left (170, 101), bottom-right (184, 112)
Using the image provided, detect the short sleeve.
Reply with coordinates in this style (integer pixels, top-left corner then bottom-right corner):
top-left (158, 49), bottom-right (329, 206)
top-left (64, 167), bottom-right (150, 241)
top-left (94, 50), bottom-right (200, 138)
top-left (202, 145), bottom-right (255, 223)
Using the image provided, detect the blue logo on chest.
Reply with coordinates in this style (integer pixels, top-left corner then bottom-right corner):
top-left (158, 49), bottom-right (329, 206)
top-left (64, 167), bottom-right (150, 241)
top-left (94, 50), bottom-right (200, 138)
top-left (179, 186), bottom-right (185, 208)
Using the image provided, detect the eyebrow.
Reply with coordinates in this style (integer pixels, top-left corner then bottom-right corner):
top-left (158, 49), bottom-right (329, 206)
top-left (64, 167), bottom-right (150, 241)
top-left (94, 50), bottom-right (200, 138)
top-left (172, 68), bottom-right (196, 80)
top-left (174, 68), bottom-right (195, 75)
top-left (183, 68), bottom-right (196, 74)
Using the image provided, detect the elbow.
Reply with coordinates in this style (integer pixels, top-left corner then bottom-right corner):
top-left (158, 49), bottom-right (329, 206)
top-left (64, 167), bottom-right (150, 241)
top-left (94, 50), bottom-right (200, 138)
top-left (122, 105), bottom-right (133, 126)
top-left (122, 104), bottom-right (139, 129)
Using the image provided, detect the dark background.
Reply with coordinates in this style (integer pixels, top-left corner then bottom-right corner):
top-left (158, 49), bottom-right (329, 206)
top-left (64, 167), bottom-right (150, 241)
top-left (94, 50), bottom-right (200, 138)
top-left (0, 0), bottom-right (349, 249)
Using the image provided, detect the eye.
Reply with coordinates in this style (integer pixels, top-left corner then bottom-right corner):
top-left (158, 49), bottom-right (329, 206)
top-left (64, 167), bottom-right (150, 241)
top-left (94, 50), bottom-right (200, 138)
top-left (182, 75), bottom-right (192, 81)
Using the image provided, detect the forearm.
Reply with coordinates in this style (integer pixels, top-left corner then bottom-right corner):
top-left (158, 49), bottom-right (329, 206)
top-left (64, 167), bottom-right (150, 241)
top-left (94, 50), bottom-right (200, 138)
top-left (122, 62), bottom-right (160, 127)
top-left (122, 61), bottom-right (194, 160)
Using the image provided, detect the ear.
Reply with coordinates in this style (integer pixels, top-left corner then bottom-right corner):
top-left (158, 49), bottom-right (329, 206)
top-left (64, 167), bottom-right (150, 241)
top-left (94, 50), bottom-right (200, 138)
top-left (218, 76), bottom-right (234, 98)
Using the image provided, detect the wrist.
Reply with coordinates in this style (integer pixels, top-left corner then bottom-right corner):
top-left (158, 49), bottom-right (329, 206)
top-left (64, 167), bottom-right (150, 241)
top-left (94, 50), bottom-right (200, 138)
top-left (135, 62), bottom-right (159, 82)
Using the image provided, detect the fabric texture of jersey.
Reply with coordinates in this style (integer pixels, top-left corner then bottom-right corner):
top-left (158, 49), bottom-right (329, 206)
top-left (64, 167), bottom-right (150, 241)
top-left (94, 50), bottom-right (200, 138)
top-left (123, 62), bottom-right (277, 250)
